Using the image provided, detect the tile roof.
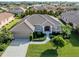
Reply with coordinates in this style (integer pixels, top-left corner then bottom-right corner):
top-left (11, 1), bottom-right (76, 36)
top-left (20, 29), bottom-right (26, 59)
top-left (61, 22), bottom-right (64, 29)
top-left (25, 14), bottom-right (61, 26)
top-left (0, 12), bottom-right (14, 22)
top-left (11, 14), bottom-right (61, 31)
top-left (61, 11), bottom-right (79, 26)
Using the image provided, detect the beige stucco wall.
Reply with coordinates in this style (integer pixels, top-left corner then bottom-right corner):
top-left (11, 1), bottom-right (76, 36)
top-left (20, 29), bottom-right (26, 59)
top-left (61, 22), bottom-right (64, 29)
top-left (0, 16), bottom-right (14, 28)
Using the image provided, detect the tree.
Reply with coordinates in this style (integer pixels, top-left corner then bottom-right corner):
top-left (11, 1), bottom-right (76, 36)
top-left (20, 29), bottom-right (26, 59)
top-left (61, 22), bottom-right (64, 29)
top-left (25, 10), bottom-right (29, 15)
top-left (15, 13), bottom-right (25, 18)
top-left (75, 24), bottom-right (79, 33)
top-left (42, 9), bottom-right (47, 14)
top-left (61, 24), bottom-right (72, 38)
top-left (36, 10), bottom-right (43, 14)
top-left (48, 10), bottom-right (53, 15)
top-left (0, 27), bottom-right (13, 44)
top-left (53, 35), bottom-right (66, 49)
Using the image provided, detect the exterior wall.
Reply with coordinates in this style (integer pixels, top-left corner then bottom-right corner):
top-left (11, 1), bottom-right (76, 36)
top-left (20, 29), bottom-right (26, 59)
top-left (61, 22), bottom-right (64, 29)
top-left (54, 25), bottom-right (62, 33)
top-left (34, 25), bottom-right (43, 32)
top-left (41, 21), bottom-right (55, 33)
top-left (43, 26), bottom-right (52, 34)
top-left (41, 21), bottom-right (61, 33)
top-left (0, 15), bottom-right (14, 28)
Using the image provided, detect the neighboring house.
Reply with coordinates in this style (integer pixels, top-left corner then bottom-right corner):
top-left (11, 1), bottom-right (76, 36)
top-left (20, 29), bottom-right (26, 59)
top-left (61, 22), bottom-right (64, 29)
top-left (31, 5), bottom-right (47, 10)
top-left (8, 7), bottom-right (25, 14)
top-left (0, 12), bottom-right (14, 28)
top-left (61, 11), bottom-right (79, 28)
top-left (11, 14), bottom-right (62, 39)
top-left (31, 4), bottom-right (74, 12)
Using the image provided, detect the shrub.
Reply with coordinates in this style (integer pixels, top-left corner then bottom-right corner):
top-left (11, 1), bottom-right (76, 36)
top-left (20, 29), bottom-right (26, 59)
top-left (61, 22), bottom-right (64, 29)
top-left (61, 24), bottom-right (72, 39)
top-left (39, 37), bottom-right (46, 41)
top-left (32, 37), bottom-right (46, 41)
top-left (33, 32), bottom-right (45, 39)
top-left (49, 34), bottom-right (53, 39)
top-left (0, 44), bottom-right (7, 51)
top-left (0, 27), bottom-right (13, 44)
top-left (29, 33), bottom-right (33, 41)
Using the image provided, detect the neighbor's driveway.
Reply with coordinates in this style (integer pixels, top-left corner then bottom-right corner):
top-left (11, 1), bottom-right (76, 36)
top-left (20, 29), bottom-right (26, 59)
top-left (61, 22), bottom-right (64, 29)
top-left (2, 39), bottom-right (29, 57)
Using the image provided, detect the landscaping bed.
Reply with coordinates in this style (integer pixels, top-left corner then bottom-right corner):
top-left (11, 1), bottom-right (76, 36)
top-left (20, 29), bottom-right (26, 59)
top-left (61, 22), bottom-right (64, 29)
top-left (29, 32), bottom-right (45, 41)
top-left (0, 43), bottom-right (11, 56)
top-left (2, 18), bottom-right (21, 30)
top-left (32, 37), bottom-right (46, 41)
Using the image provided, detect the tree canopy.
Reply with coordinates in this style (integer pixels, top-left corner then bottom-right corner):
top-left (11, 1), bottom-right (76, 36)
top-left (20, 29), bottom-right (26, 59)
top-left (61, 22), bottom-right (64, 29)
top-left (62, 24), bottom-right (72, 35)
top-left (53, 35), bottom-right (66, 49)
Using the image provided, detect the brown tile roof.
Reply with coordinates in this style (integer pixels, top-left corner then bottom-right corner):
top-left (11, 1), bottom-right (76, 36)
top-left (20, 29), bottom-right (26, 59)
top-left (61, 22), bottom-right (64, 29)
top-left (0, 12), bottom-right (14, 22)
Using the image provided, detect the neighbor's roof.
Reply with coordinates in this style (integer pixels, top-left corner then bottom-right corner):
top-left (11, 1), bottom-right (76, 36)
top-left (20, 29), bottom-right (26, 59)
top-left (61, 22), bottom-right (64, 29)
top-left (9, 7), bottom-right (25, 13)
top-left (0, 12), bottom-right (14, 22)
top-left (33, 5), bottom-right (47, 10)
top-left (61, 10), bottom-right (79, 26)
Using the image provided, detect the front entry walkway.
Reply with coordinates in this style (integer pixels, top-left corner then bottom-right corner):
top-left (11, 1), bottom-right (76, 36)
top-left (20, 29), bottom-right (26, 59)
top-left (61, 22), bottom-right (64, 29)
top-left (2, 39), bottom-right (29, 57)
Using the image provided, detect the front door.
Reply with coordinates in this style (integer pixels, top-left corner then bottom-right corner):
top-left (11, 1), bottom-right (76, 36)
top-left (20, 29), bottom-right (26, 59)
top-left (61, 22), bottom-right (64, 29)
top-left (44, 26), bottom-right (50, 32)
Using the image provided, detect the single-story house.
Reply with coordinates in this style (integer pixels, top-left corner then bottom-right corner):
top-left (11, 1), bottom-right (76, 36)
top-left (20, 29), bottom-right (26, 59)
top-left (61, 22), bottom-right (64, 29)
top-left (31, 5), bottom-right (47, 10)
top-left (8, 7), bottom-right (25, 14)
top-left (60, 11), bottom-right (79, 28)
top-left (0, 12), bottom-right (14, 28)
top-left (11, 14), bottom-right (62, 39)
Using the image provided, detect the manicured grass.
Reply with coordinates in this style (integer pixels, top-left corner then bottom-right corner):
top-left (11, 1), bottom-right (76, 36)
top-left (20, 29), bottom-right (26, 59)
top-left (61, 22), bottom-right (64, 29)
top-left (0, 44), bottom-right (9, 56)
top-left (2, 18), bottom-right (21, 30)
top-left (58, 32), bottom-right (79, 57)
top-left (26, 32), bottom-right (79, 57)
top-left (32, 37), bottom-right (46, 41)
top-left (26, 42), bottom-right (57, 57)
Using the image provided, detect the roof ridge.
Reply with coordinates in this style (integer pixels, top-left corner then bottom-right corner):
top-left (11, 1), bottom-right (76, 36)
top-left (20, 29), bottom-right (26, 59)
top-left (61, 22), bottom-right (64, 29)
top-left (39, 15), bottom-right (55, 26)
top-left (48, 15), bottom-right (63, 25)
top-left (24, 20), bottom-right (35, 31)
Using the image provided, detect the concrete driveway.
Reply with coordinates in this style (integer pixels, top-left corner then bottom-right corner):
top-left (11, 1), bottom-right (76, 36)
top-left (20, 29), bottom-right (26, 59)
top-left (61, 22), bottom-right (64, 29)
top-left (2, 39), bottom-right (29, 57)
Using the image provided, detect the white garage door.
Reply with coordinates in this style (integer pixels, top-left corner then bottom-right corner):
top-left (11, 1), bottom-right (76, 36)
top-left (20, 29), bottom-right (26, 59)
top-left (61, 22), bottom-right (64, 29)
top-left (14, 32), bottom-right (30, 39)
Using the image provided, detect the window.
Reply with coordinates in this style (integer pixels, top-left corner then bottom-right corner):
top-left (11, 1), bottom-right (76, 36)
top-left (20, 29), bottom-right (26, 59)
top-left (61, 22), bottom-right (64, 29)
top-left (34, 25), bottom-right (43, 32)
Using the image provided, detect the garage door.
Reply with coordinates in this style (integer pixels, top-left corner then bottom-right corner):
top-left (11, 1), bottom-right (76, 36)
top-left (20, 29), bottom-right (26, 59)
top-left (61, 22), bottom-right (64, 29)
top-left (14, 32), bottom-right (30, 39)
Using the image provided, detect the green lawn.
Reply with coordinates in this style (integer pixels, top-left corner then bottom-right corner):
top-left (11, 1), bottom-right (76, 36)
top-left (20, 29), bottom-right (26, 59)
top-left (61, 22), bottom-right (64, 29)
top-left (0, 44), bottom-right (9, 56)
top-left (26, 42), bottom-right (57, 57)
top-left (26, 32), bottom-right (79, 57)
top-left (2, 18), bottom-right (21, 30)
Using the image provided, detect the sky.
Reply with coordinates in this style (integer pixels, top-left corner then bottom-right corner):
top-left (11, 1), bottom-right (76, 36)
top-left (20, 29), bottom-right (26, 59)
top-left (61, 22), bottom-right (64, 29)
top-left (0, 0), bottom-right (79, 2)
